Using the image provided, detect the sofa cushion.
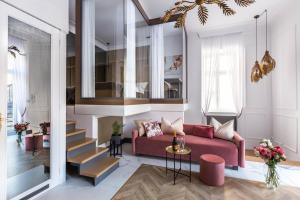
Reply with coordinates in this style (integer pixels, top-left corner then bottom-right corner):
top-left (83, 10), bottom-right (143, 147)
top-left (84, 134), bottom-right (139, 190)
top-left (161, 117), bottom-right (185, 136)
top-left (183, 124), bottom-right (194, 135)
top-left (192, 125), bottom-right (214, 139)
top-left (210, 117), bottom-right (235, 141)
top-left (135, 119), bottom-right (151, 137)
top-left (143, 121), bottom-right (163, 138)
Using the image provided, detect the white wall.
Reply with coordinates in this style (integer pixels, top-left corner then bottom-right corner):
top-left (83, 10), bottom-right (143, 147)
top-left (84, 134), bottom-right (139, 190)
top-left (67, 104), bottom-right (188, 140)
top-left (270, 2), bottom-right (300, 160)
top-left (3, 0), bottom-right (69, 32)
top-left (123, 104), bottom-right (186, 138)
top-left (184, 33), bottom-right (203, 124)
top-left (164, 34), bottom-right (183, 57)
top-left (185, 24), bottom-right (273, 149)
top-left (27, 40), bottom-right (51, 129)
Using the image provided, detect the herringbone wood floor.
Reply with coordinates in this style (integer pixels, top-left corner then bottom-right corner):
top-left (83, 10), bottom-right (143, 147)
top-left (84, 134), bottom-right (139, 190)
top-left (112, 164), bottom-right (300, 200)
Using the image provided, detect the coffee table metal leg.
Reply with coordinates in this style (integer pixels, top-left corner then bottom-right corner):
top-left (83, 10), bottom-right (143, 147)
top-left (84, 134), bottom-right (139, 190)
top-left (165, 151), bottom-right (167, 175)
top-left (173, 153), bottom-right (176, 185)
top-left (121, 143), bottom-right (123, 156)
top-left (189, 153), bottom-right (192, 182)
top-left (180, 154), bottom-right (181, 170)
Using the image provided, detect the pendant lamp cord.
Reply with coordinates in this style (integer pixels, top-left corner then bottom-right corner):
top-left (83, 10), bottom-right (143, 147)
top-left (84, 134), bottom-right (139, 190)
top-left (255, 15), bottom-right (258, 61)
top-left (265, 9), bottom-right (268, 50)
top-left (256, 17), bottom-right (258, 60)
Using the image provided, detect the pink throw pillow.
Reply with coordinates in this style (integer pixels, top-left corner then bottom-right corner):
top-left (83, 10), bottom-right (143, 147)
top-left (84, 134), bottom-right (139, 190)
top-left (143, 121), bottom-right (163, 138)
top-left (192, 125), bottom-right (214, 139)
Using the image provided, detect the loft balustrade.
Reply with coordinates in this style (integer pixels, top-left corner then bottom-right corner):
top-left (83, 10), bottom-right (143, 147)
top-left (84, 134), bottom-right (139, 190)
top-left (67, 0), bottom-right (187, 105)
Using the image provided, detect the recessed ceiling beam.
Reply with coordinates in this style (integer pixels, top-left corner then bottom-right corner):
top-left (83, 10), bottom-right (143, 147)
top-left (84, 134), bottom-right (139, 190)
top-left (132, 0), bottom-right (181, 26)
top-left (131, 0), bottom-right (150, 25)
top-left (149, 14), bottom-right (181, 26)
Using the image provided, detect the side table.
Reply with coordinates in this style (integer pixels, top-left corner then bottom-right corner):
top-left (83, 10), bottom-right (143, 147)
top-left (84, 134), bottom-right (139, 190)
top-left (110, 139), bottom-right (122, 157)
top-left (165, 145), bottom-right (192, 185)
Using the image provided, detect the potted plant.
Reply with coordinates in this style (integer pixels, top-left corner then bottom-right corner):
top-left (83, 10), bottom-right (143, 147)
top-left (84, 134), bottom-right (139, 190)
top-left (254, 139), bottom-right (286, 190)
top-left (111, 121), bottom-right (124, 145)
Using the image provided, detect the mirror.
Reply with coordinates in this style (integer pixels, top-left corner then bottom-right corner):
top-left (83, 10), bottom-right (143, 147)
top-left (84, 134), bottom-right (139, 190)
top-left (7, 17), bottom-right (51, 199)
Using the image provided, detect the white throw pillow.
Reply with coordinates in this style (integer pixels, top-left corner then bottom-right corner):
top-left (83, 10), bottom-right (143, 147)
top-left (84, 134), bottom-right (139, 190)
top-left (210, 117), bottom-right (234, 141)
top-left (161, 117), bottom-right (185, 136)
top-left (134, 119), bottom-right (151, 137)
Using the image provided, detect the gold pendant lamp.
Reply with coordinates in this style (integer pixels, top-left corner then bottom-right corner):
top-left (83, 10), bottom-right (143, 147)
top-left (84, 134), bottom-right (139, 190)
top-left (260, 10), bottom-right (276, 75)
top-left (251, 15), bottom-right (263, 82)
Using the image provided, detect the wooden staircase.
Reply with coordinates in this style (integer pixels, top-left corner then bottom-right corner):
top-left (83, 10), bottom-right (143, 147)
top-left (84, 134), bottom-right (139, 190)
top-left (66, 121), bottom-right (119, 185)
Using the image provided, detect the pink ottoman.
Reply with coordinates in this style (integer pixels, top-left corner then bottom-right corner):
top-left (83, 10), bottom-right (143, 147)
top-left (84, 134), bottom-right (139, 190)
top-left (199, 154), bottom-right (225, 186)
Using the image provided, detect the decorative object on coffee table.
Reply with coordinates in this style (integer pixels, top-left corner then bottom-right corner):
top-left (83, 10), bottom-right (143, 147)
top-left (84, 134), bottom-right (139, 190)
top-left (200, 154), bottom-right (225, 186)
top-left (172, 131), bottom-right (180, 151)
top-left (110, 121), bottom-right (124, 157)
top-left (254, 139), bottom-right (286, 190)
top-left (165, 145), bottom-right (191, 185)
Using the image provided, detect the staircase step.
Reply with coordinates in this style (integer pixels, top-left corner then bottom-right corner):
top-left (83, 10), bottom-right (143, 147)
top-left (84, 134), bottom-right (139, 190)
top-left (66, 121), bottom-right (77, 132)
top-left (66, 121), bottom-right (76, 125)
top-left (67, 138), bottom-right (96, 152)
top-left (80, 157), bottom-right (119, 178)
top-left (66, 129), bottom-right (86, 137)
top-left (67, 147), bottom-right (108, 165)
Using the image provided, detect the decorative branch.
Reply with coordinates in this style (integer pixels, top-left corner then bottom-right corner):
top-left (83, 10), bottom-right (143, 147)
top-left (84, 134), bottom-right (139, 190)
top-left (162, 0), bottom-right (255, 28)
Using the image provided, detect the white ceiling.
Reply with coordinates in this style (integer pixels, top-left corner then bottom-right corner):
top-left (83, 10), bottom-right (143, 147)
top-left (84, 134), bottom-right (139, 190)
top-left (139, 0), bottom-right (294, 33)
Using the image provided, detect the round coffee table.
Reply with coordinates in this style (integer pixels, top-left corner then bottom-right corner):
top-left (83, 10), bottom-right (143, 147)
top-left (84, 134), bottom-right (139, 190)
top-left (165, 145), bottom-right (192, 185)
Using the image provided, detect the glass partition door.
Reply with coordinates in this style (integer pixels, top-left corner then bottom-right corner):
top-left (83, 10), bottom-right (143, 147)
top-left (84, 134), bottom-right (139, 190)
top-left (0, 2), bottom-right (63, 199)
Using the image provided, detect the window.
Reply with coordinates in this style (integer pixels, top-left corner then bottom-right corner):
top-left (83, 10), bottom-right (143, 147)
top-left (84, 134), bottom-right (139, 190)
top-left (201, 34), bottom-right (245, 114)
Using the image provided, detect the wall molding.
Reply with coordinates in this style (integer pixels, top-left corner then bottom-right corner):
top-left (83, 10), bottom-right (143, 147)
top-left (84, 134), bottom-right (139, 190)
top-left (272, 114), bottom-right (299, 154)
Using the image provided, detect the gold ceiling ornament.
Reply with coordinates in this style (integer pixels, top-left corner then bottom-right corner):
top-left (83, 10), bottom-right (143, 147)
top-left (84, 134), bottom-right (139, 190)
top-left (162, 0), bottom-right (256, 28)
top-left (251, 15), bottom-right (263, 83)
top-left (260, 10), bottom-right (276, 75)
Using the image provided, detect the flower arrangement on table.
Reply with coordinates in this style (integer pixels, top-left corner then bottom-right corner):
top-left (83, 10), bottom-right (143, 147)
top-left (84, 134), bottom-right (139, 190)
top-left (14, 122), bottom-right (30, 145)
top-left (40, 122), bottom-right (49, 135)
top-left (254, 139), bottom-right (286, 190)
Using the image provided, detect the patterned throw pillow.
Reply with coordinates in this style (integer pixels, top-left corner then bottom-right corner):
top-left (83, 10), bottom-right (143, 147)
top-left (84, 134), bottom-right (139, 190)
top-left (210, 117), bottom-right (234, 141)
top-left (143, 121), bottom-right (163, 138)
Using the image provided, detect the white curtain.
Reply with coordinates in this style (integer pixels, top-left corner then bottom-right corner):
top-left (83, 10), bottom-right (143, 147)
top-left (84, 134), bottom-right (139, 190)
top-left (201, 33), bottom-right (245, 115)
top-left (81, 0), bottom-right (95, 98)
top-left (124, 0), bottom-right (136, 98)
top-left (8, 36), bottom-right (28, 123)
top-left (150, 25), bottom-right (164, 98)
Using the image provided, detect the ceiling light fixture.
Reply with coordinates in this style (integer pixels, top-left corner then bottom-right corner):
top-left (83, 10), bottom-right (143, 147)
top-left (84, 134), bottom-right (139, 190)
top-left (251, 15), bottom-right (263, 82)
top-left (162, 0), bottom-right (255, 28)
top-left (251, 9), bottom-right (276, 83)
top-left (260, 9), bottom-right (276, 75)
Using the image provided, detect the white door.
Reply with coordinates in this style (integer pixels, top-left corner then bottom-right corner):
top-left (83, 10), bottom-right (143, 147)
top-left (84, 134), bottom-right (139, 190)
top-left (0, 2), bottom-right (66, 199)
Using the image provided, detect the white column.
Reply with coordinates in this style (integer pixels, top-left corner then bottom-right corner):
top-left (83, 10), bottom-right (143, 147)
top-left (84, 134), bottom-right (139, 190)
top-left (81, 0), bottom-right (95, 98)
top-left (150, 25), bottom-right (165, 98)
top-left (124, 0), bottom-right (136, 98)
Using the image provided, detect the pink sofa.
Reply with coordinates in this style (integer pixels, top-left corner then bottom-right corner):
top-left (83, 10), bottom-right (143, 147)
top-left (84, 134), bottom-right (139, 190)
top-left (132, 124), bottom-right (245, 169)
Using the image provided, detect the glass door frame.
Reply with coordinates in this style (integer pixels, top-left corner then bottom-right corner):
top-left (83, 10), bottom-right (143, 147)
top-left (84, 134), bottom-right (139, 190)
top-left (0, 2), bottom-right (66, 199)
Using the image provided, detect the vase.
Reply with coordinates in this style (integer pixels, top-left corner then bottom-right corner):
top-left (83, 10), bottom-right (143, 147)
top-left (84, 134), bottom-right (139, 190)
top-left (16, 131), bottom-right (23, 145)
top-left (265, 163), bottom-right (279, 190)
